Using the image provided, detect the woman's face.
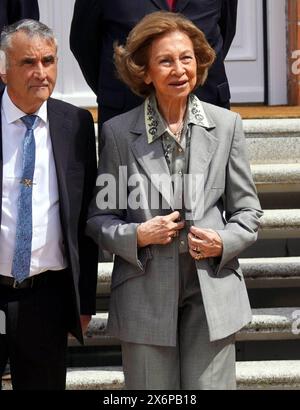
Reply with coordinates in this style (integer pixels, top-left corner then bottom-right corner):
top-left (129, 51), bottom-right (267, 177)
top-left (144, 30), bottom-right (197, 103)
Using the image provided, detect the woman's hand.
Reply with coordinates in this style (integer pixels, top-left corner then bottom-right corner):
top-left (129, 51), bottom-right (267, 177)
top-left (188, 226), bottom-right (223, 260)
top-left (137, 211), bottom-right (185, 247)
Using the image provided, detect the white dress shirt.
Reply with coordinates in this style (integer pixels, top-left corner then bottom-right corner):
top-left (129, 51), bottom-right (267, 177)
top-left (0, 88), bottom-right (67, 277)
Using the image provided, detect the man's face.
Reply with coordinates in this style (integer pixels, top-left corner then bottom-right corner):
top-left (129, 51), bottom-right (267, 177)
top-left (1, 31), bottom-right (57, 113)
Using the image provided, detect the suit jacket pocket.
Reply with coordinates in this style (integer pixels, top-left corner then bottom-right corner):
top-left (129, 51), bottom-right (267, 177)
top-left (111, 256), bottom-right (147, 289)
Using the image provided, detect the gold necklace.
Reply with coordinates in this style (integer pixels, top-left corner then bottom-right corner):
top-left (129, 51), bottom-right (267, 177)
top-left (173, 120), bottom-right (184, 141)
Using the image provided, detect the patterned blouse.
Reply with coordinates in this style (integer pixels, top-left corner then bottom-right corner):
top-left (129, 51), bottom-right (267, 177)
top-left (144, 93), bottom-right (210, 169)
top-left (144, 93), bottom-right (210, 253)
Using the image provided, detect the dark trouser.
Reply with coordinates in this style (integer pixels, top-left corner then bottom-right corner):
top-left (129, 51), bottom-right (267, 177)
top-left (0, 270), bottom-right (70, 390)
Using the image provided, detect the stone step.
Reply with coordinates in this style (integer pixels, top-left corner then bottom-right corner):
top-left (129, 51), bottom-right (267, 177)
top-left (259, 209), bottom-right (300, 239)
top-left (243, 118), bottom-right (300, 136)
top-left (251, 163), bottom-right (300, 193)
top-left (97, 262), bottom-right (113, 296)
top-left (236, 307), bottom-right (300, 341)
top-left (1, 367), bottom-right (124, 391)
top-left (66, 366), bottom-right (124, 390)
top-left (68, 307), bottom-right (300, 348)
top-left (97, 257), bottom-right (300, 296)
top-left (237, 360), bottom-right (300, 390)
top-left (243, 118), bottom-right (300, 164)
top-left (4, 361), bottom-right (300, 390)
top-left (66, 360), bottom-right (300, 390)
top-left (244, 118), bottom-right (300, 135)
top-left (241, 257), bottom-right (300, 288)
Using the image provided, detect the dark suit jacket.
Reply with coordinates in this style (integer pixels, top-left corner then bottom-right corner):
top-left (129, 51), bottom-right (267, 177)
top-left (0, 94), bottom-right (98, 343)
top-left (0, 0), bottom-right (39, 92)
top-left (70, 0), bottom-right (238, 125)
top-left (0, 0), bottom-right (39, 28)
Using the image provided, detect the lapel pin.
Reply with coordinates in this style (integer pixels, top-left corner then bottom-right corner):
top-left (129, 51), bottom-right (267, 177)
top-left (20, 178), bottom-right (34, 188)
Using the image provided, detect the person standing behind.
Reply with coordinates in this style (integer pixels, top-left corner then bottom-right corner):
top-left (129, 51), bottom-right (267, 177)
top-left (0, 0), bottom-right (39, 92)
top-left (0, 19), bottom-right (98, 390)
top-left (70, 0), bottom-right (238, 138)
top-left (0, 0), bottom-right (39, 27)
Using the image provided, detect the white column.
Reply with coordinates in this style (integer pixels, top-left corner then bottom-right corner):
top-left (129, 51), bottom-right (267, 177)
top-left (266, 0), bottom-right (288, 105)
top-left (38, 0), bottom-right (97, 107)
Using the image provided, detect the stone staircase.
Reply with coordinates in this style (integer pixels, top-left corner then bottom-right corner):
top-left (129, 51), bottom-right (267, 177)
top-left (4, 118), bottom-right (300, 390)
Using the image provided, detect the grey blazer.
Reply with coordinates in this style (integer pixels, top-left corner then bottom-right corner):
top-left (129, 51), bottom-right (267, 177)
top-left (87, 99), bottom-right (263, 344)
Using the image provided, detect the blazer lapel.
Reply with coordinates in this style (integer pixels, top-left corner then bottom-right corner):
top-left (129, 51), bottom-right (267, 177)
top-left (187, 111), bottom-right (217, 223)
top-left (131, 131), bottom-right (174, 210)
top-left (47, 99), bottom-right (72, 228)
top-left (0, 95), bottom-right (3, 228)
top-left (188, 102), bottom-right (217, 178)
top-left (189, 125), bottom-right (218, 177)
top-left (175, 0), bottom-right (190, 13)
top-left (150, 0), bottom-right (169, 10)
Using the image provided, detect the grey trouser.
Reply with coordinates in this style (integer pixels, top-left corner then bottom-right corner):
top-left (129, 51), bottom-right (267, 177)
top-left (121, 254), bottom-right (236, 390)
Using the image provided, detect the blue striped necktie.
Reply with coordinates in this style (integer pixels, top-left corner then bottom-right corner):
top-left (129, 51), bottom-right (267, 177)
top-left (11, 115), bottom-right (39, 284)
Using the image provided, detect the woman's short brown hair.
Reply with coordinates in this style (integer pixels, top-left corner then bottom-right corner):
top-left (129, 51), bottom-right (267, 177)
top-left (114, 11), bottom-right (216, 97)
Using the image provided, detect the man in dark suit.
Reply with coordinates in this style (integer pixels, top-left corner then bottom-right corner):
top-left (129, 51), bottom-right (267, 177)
top-left (0, 0), bottom-right (39, 27)
top-left (70, 0), bottom-right (238, 132)
top-left (0, 0), bottom-right (39, 92)
top-left (0, 19), bottom-right (98, 390)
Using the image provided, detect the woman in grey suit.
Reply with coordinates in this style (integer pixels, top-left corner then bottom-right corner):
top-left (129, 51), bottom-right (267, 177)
top-left (87, 11), bottom-right (263, 390)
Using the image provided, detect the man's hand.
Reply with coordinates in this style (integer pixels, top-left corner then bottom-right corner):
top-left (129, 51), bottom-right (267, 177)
top-left (80, 315), bottom-right (92, 334)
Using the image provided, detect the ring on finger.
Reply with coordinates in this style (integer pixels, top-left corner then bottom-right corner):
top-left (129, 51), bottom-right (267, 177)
top-left (195, 253), bottom-right (203, 260)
